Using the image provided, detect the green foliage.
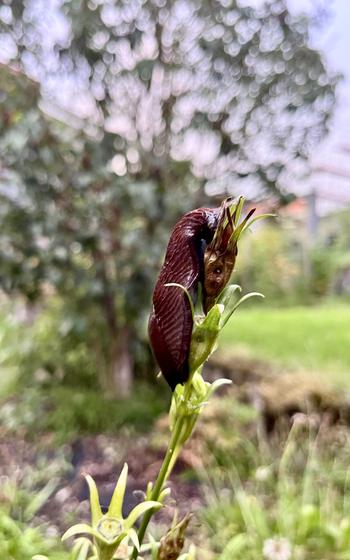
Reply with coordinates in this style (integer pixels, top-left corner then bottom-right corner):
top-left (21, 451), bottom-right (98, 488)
top-left (236, 214), bottom-right (350, 303)
top-left (219, 301), bottom-right (350, 381)
top-left (236, 225), bottom-right (304, 302)
top-left (0, 513), bottom-right (63, 560)
top-left (310, 245), bottom-right (339, 297)
top-left (1, 383), bottom-right (167, 442)
top-left (0, 301), bottom-right (166, 440)
top-left (0, 456), bottom-right (69, 560)
top-left (203, 420), bottom-right (350, 559)
top-left (24, 299), bottom-right (104, 390)
top-left (204, 400), bottom-right (259, 480)
top-left (0, 306), bottom-right (32, 398)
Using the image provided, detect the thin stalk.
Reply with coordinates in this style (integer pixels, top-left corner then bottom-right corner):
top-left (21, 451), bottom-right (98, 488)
top-left (130, 383), bottom-right (193, 559)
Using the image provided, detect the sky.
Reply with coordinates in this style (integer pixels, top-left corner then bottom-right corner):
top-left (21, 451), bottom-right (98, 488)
top-left (288, 0), bottom-right (350, 207)
top-left (242, 0), bottom-right (350, 206)
top-left (312, 0), bottom-right (350, 81)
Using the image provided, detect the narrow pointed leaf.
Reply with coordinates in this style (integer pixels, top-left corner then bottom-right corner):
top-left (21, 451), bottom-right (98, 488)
top-left (125, 501), bottom-right (162, 529)
top-left (72, 537), bottom-right (91, 560)
top-left (108, 462), bottom-right (128, 518)
top-left (62, 523), bottom-right (96, 541)
top-left (217, 284), bottom-right (242, 308)
top-left (220, 292), bottom-right (264, 329)
top-left (85, 475), bottom-right (103, 526)
top-left (207, 378), bottom-right (232, 398)
top-left (232, 196), bottom-right (244, 225)
top-left (24, 478), bottom-right (58, 521)
top-left (231, 213), bottom-right (252, 242)
top-left (241, 213), bottom-right (276, 233)
top-left (138, 541), bottom-right (159, 554)
top-left (191, 371), bottom-right (210, 400)
top-left (159, 486), bottom-right (171, 502)
top-left (146, 532), bottom-right (159, 560)
top-left (198, 302), bottom-right (222, 332)
top-left (128, 528), bottom-right (140, 551)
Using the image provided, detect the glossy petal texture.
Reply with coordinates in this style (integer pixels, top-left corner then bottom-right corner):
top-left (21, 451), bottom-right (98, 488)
top-left (149, 208), bottom-right (219, 390)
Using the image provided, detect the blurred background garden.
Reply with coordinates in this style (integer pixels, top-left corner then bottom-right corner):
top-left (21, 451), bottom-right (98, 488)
top-left (1, 0), bottom-right (350, 558)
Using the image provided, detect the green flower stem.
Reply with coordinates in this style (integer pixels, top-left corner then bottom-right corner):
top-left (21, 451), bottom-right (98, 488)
top-left (130, 383), bottom-right (193, 559)
top-left (98, 542), bottom-right (119, 560)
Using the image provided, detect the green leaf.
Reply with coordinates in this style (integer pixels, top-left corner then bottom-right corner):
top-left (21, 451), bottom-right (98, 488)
top-left (24, 477), bottom-right (59, 521)
top-left (107, 462), bottom-right (128, 519)
top-left (220, 292), bottom-right (264, 329)
top-left (217, 284), bottom-right (242, 308)
top-left (62, 523), bottom-right (96, 541)
top-left (85, 475), bottom-right (103, 526)
top-left (241, 213), bottom-right (276, 234)
top-left (71, 537), bottom-right (92, 560)
top-left (189, 304), bottom-right (222, 372)
top-left (206, 377), bottom-right (232, 398)
top-left (232, 196), bottom-right (244, 225)
top-left (159, 486), bottom-right (171, 502)
top-left (125, 501), bottom-right (162, 529)
top-left (147, 533), bottom-right (159, 560)
top-left (128, 527), bottom-right (140, 551)
top-left (221, 534), bottom-right (248, 556)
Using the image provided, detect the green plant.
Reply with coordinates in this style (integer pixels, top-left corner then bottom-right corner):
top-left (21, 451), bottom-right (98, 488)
top-left (46, 197), bottom-right (270, 560)
top-left (203, 418), bottom-right (350, 560)
top-left (0, 463), bottom-right (68, 560)
top-left (309, 245), bottom-right (337, 297)
top-left (235, 225), bottom-right (303, 303)
top-left (62, 464), bottom-right (162, 560)
top-left (55, 285), bottom-right (258, 560)
top-left (0, 376), bottom-right (167, 442)
top-left (0, 306), bottom-right (32, 398)
top-left (0, 512), bottom-right (63, 560)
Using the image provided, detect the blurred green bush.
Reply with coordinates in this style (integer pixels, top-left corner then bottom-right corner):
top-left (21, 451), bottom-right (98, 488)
top-left (0, 455), bottom-right (69, 560)
top-left (236, 223), bottom-right (350, 303)
top-left (0, 300), bottom-right (168, 441)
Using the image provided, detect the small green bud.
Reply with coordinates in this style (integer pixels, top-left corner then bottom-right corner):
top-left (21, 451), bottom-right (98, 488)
top-left (189, 304), bottom-right (222, 372)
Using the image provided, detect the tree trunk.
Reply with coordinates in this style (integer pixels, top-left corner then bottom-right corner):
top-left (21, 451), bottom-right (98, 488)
top-left (92, 248), bottom-right (134, 399)
top-left (109, 325), bottom-right (133, 399)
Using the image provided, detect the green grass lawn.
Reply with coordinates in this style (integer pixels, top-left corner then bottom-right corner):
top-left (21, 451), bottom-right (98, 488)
top-left (219, 301), bottom-right (350, 384)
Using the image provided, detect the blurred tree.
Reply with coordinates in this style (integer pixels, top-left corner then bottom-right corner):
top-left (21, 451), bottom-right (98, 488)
top-left (0, 0), bottom-right (338, 396)
top-left (0, 65), bottom-right (176, 397)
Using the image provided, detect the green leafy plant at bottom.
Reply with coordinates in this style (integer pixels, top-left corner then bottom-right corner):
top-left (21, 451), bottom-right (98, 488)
top-left (0, 473), bottom-right (66, 560)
